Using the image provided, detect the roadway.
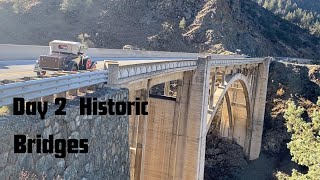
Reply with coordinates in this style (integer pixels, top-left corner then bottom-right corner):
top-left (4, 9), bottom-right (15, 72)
top-left (0, 57), bottom-right (194, 81)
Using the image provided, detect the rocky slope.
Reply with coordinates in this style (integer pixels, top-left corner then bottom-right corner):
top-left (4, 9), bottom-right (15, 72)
top-left (183, 0), bottom-right (320, 58)
top-left (0, 0), bottom-right (320, 59)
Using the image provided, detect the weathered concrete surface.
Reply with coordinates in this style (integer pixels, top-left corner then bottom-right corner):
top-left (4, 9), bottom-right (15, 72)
top-left (144, 97), bottom-right (176, 179)
top-left (0, 88), bottom-right (130, 180)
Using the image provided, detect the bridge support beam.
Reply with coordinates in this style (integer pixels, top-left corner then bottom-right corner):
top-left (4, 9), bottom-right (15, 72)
top-left (128, 86), bottom-right (150, 180)
top-left (209, 69), bottom-right (216, 109)
top-left (141, 57), bottom-right (211, 180)
top-left (248, 59), bottom-right (271, 159)
top-left (134, 89), bottom-right (149, 180)
top-left (164, 81), bottom-right (171, 96)
top-left (173, 57), bottom-right (210, 180)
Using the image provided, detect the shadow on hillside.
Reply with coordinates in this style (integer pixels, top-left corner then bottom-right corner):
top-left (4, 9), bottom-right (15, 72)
top-left (265, 61), bottom-right (320, 126)
top-left (273, 62), bottom-right (320, 101)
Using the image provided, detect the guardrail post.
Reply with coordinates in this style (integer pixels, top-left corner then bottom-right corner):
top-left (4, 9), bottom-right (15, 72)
top-left (108, 62), bottom-right (119, 85)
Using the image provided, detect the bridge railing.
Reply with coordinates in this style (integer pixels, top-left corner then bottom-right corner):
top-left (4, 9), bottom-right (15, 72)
top-left (209, 58), bottom-right (265, 66)
top-left (0, 70), bottom-right (108, 106)
top-left (0, 57), bottom-right (266, 107)
top-left (106, 60), bottom-right (197, 84)
top-left (106, 57), bottom-right (265, 84)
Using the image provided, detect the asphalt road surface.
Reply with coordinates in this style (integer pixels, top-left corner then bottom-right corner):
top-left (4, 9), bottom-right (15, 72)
top-left (0, 57), bottom-right (193, 81)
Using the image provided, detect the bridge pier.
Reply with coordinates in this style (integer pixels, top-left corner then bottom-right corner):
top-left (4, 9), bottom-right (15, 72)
top-left (248, 59), bottom-right (270, 159)
top-left (133, 89), bottom-right (149, 180)
top-left (173, 57), bottom-right (211, 180)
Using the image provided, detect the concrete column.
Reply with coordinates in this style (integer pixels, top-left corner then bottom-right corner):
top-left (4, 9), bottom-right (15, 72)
top-left (221, 69), bottom-right (226, 87)
top-left (164, 81), bottom-right (171, 96)
top-left (232, 67), bottom-right (237, 76)
top-left (209, 69), bottom-right (216, 109)
top-left (134, 84), bottom-right (150, 180)
top-left (220, 92), bottom-right (233, 139)
top-left (166, 72), bottom-right (192, 179)
top-left (249, 59), bottom-right (271, 160)
top-left (247, 68), bottom-right (253, 90)
top-left (174, 57), bottom-right (210, 180)
top-left (108, 63), bottom-right (120, 85)
top-left (167, 79), bottom-right (184, 179)
top-left (250, 66), bottom-right (258, 100)
top-left (129, 90), bottom-right (138, 180)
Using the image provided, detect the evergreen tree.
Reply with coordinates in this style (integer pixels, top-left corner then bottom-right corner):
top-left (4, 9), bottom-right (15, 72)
top-left (277, 100), bottom-right (320, 179)
top-left (60, 0), bottom-right (92, 13)
top-left (253, 0), bottom-right (320, 36)
top-left (310, 21), bottom-right (320, 36)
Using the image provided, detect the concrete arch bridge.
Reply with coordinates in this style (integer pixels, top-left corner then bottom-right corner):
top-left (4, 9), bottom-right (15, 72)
top-left (107, 56), bottom-right (271, 180)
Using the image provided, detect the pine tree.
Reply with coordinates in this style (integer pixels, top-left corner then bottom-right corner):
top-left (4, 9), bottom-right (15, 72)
top-left (310, 21), bottom-right (320, 36)
top-left (277, 100), bottom-right (320, 179)
top-left (60, 0), bottom-right (92, 13)
top-left (253, 0), bottom-right (320, 37)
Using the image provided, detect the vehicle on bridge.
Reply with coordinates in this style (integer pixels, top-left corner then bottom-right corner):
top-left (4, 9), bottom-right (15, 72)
top-left (122, 44), bottom-right (144, 50)
top-left (34, 40), bottom-right (97, 76)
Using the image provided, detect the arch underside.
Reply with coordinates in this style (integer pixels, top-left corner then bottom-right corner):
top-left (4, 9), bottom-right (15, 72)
top-left (207, 73), bottom-right (252, 155)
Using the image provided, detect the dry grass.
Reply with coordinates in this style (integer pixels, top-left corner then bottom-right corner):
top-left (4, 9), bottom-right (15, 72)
top-left (276, 88), bottom-right (285, 97)
top-left (0, 106), bottom-right (10, 115)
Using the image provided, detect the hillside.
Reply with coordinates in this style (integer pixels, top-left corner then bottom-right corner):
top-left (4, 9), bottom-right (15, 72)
top-left (238, 62), bottom-right (319, 179)
top-left (253, 0), bottom-right (320, 36)
top-left (292, 0), bottom-right (320, 14)
top-left (0, 0), bottom-right (320, 59)
top-left (0, 0), bottom-right (320, 179)
top-left (183, 0), bottom-right (320, 58)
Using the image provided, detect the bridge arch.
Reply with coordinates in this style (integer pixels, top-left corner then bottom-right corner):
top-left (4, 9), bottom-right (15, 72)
top-left (115, 57), bottom-right (270, 180)
top-left (207, 73), bottom-right (252, 156)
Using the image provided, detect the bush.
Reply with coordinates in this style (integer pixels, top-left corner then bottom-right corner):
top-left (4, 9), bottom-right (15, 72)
top-left (0, 106), bottom-right (10, 115)
top-left (277, 100), bottom-right (320, 179)
top-left (179, 17), bottom-right (186, 30)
